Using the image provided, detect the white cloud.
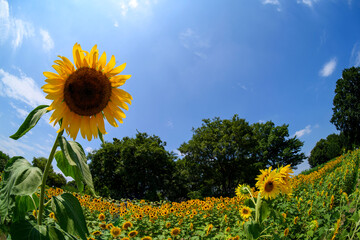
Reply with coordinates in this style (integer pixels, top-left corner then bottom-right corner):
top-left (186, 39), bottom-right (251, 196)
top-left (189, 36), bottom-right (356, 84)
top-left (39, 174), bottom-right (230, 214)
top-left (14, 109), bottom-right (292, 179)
top-left (129, 0), bottom-right (139, 8)
top-left (39, 28), bottom-right (54, 51)
top-left (294, 125), bottom-right (312, 138)
top-left (0, 0), bottom-right (34, 49)
top-left (0, 68), bottom-right (49, 107)
top-left (9, 102), bottom-right (28, 118)
top-left (167, 120), bottom-right (174, 128)
top-left (262, 0), bottom-right (281, 11)
top-left (319, 58), bottom-right (337, 77)
top-left (114, 21), bottom-right (119, 27)
top-left (350, 43), bottom-right (360, 67)
top-left (119, 0), bottom-right (140, 16)
top-left (85, 147), bottom-right (94, 153)
top-left (179, 28), bottom-right (210, 59)
top-left (297, 0), bottom-right (318, 8)
top-left (262, 0), bottom-right (279, 4)
top-left (0, 134), bottom-right (35, 157)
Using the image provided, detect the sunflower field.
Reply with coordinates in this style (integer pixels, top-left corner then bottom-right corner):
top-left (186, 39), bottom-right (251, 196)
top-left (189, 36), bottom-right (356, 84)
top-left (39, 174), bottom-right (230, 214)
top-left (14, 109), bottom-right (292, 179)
top-left (26, 148), bottom-right (359, 240)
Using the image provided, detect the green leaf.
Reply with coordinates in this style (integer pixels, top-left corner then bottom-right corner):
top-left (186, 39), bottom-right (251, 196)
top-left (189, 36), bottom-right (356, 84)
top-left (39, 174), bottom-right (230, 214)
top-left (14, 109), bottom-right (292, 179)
top-left (10, 105), bottom-right (49, 140)
top-left (98, 129), bottom-right (105, 145)
top-left (0, 157), bottom-right (42, 223)
top-left (13, 194), bottom-right (39, 222)
top-left (51, 193), bottom-right (89, 240)
top-left (10, 220), bottom-right (67, 240)
top-left (56, 136), bottom-right (95, 195)
top-left (259, 201), bottom-right (271, 223)
top-left (244, 221), bottom-right (262, 240)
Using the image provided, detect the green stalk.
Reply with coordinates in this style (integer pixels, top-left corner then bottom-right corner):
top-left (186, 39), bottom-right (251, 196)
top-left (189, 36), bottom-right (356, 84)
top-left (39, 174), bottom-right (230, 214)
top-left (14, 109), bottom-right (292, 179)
top-left (255, 192), bottom-right (262, 223)
top-left (37, 131), bottom-right (63, 225)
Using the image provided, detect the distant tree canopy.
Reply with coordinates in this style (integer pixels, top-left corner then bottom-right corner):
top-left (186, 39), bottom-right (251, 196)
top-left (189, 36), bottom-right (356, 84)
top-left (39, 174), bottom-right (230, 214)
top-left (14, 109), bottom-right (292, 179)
top-left (308, 133), bottom-right (346, 168)
top-left (88, 132), bottom-right (178, 201)
top-left (251, 121), bottom-right (305, 169)
top-left (0, 151), bottom-right (10, 172)
top-left (178, 115), bottom-right (305, 198)
top-left (32, 157), bottom-right (66, 188)
top-left (330, 67), bottom-right (360, 148)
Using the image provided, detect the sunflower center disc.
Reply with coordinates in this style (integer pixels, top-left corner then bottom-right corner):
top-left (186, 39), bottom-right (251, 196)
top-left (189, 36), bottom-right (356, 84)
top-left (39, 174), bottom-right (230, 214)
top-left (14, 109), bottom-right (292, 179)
top-left (64, 67), bottom-right (112, 116)
top-left (265, 181), bottom-right (274, 192)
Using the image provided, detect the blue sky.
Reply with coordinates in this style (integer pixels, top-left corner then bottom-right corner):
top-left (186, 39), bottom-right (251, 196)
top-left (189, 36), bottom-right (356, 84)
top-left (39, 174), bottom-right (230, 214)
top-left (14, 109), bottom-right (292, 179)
top-left (0, 0), bottom-right (360, 178)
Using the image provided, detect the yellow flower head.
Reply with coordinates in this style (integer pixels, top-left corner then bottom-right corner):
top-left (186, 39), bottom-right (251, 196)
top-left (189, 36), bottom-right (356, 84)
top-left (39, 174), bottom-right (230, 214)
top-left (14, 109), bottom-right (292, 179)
top-left (98, 213), bottom-right (105, 221)
top-left (141, 237), bottom-right (152, 240)
top-left (42, 43), bottom-right (132, 141)
top-left (284, 228), bottom-right (289, 236)
top-left (171, 227), bottom-right (181, 236)
top-left (235, 183), bottom-right (251, 198)
top-left (240, 206), bottom-right (252, 219)
top-left (257, 170), bottom-right (282, 200)
top-left (128, 230), bottom-right (138, 238)
top-left (122, 221), bottom-right (133, 230)
top-left (111, 227), bottom-right (121, 238)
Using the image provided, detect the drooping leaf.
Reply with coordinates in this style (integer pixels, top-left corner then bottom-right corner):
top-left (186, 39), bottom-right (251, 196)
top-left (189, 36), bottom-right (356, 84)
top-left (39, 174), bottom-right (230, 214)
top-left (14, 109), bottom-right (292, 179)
top-left (56, 136), bottom-right (95, 194)
top-left (10, 105), bottom-right (49, 140)
top-left (51, 193), bottom-right (89, 240)
top-left (0, 157), bottom-right (42, 223)
top-left (10, 220), bottom-right (67, 240)
top-left (54, 151), bottom-right (84, 193)
top-left (13, 193), bottom-right (39, 222)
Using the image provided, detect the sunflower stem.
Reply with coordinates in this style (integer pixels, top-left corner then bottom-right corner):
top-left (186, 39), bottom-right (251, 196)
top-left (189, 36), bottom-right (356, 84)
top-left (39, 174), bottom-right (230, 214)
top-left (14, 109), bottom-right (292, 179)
top-left (255, 192), bottom-right (262, 223)
top-left (37, 130), bottom-right (63, 225)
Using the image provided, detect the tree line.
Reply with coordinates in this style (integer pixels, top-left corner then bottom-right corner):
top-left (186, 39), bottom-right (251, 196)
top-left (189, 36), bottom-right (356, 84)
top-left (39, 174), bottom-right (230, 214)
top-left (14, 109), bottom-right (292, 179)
top-left (88, 116), bottom-right (305, 201)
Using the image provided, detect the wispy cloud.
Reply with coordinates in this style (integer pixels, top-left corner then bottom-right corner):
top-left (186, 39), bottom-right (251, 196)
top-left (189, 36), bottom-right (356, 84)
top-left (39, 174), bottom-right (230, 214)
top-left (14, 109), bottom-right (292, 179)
top-left (118, 0), bottom-right (139, 16)
top-left (294, 125), bottom-right (312, 138)
top-left (297, 0), bottom-right (318, 8)
top-left (319, 58), bottom-right (337, 77)
top-left (179, 28), bottom-right (210, 59)
top-left (39, 28), bottom-right (54, 52)
top-left (0, 134), bottom-right (35, 157)
top-left (350, 43), bottom-right (360, 67)
top-left (85, 147), bottom-right (94, 153)
top-left (0, 0), bottom-right (34, 49)
top-left (262, 0), bottom-right (281, 11)
top-left (0, 68), bottom-right (49, 107)
top-left (9, 102), bottom-right (28, 118)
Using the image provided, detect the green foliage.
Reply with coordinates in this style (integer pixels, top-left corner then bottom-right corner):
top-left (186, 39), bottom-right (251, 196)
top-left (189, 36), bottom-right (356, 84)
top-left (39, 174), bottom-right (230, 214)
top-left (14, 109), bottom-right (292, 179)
top-left (32, 157), bottom-right (66, 188)
top-left (179, 115), bottom-right (306, 197)
top-left (308, 133), bottom-right (345, 168)
top-left (55, 137), bottom-right (95, 195)
top-left (51, 193), bottom-right (89, 240)
top-left (9, 105), bottom-right (49, 140)
top-left (10, 220), bottom-right (69, 240)
top-left (0, 151), bottom-right (10, 172)
top-left (330, 66), bottom-right (360, 148)
top-left (251, 121), bottom-right (305, 169)
top-left (88, 132), bottom-right (178, 201)
top-left (0, 157), bottom-right (42, 223)
top-left (179, 115), bottom-right (257, 197)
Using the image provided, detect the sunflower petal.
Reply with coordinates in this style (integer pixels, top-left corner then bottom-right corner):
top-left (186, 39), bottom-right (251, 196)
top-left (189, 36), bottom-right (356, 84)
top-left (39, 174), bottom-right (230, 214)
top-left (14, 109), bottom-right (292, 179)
top-left (98, 51), bottom-right (107, 71)
top-left (103, 107), bottom-right (118, 127)
top-left (104, 55), bottom-right (116, 73)
top-left (109, 63), bottom-right (126, 75)
top-left (44, 72), bottom-right (61, 79)
top-left (95, 113), bottom-right (107, 135)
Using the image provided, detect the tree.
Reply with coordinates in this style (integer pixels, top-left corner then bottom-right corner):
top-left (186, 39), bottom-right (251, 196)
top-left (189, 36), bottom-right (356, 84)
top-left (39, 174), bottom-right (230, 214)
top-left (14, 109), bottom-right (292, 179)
top-left (0, 151), bottom-right (10, 172)
top-left (32, 157), bottom-right (66, 188)
top-left (88, 132), bottom-right (177, 201)
top-left (330, 67), bottom-right (360, 148)
top-left (251, 121), bottom-right (305, 169)
top-left (308, 133), bottom-right (345, 168)
top-left (178, 115), bottom-right (258, 198)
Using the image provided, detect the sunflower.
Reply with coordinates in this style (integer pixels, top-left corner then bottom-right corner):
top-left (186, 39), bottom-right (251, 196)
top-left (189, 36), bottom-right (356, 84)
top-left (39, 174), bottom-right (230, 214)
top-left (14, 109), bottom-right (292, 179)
top-left (122, 221), bottom-right (133, 230)
top-left (235, 183), bottom-right (250, 198)
top-left (92, 231), bottom-right (102, 236)
top-left (98, 213), bottom-right (106, 221)
top-left (240, 206), bottom-right (252, 219)
top-left (42, 43), bottom-right (132, 141)
top-left (258, 171), bottom-right (282, 200)
top-left (49, 212), bottom-right (55, 220)
top-left (128, 230), bottom-right (138, 238)
top-left (277, 165), bottom-right (293, 195)
top-left (284, 228), bottom-right (289, 237)
top-left (110, 227), bottom-right (121, 238)
top-left (141, 237), bottom-right (152, 240)
top-left (170, 227), bottom-right (181, 236)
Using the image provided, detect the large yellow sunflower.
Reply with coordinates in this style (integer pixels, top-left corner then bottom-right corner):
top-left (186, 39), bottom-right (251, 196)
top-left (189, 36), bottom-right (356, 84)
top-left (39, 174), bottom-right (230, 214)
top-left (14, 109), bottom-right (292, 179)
top-left (258, 171), bottom-right (282, 200)
top-left (42, 43), bottom-right (132, 141)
